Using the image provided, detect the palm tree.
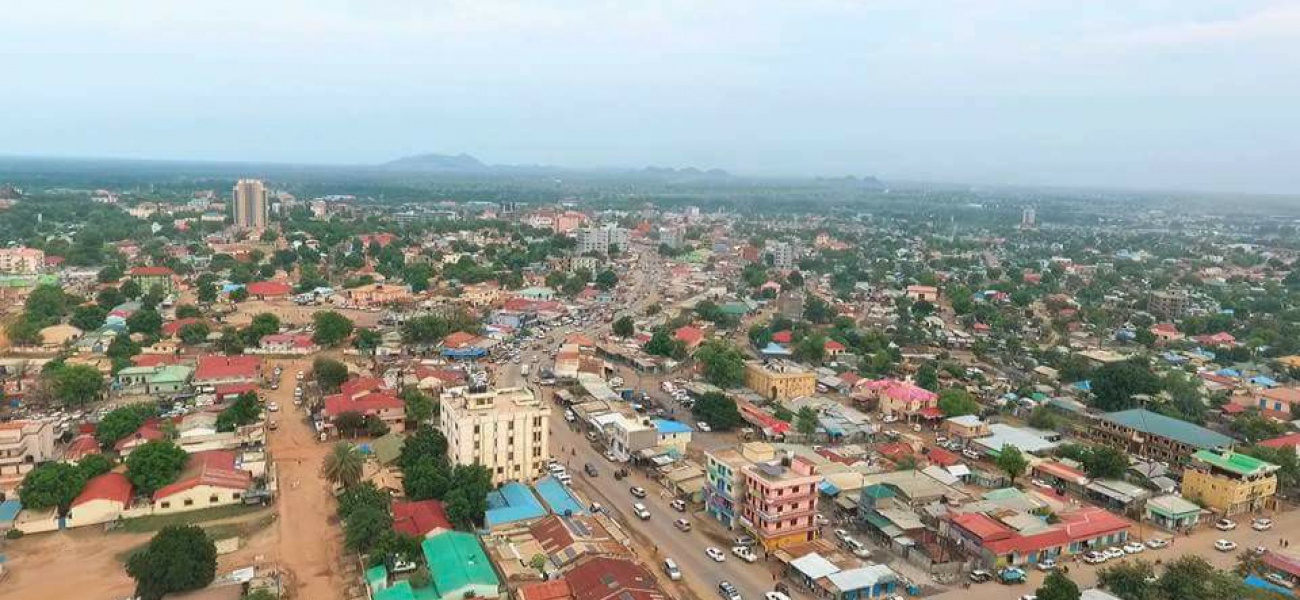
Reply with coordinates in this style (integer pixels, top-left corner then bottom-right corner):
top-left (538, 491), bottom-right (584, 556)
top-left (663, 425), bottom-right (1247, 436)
top-left (322, 442), bottom-right (364, 489)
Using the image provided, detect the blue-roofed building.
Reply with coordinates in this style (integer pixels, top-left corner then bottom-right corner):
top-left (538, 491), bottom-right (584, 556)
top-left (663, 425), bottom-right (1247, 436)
top-left (0, 499), bottom-right (21, 532)
top-left (1091, 409), bottom-right (1234, 467)
top-left (484, 482), bottom-right (547, 528)
top-left (654, 419), bottom-right (693, 454)
top-left (760, 342), bottom-right (793, 357)
top-left (1250, 376), bottom-right (1279, 388)
top-left (533, 476), bottom-right (587, 517)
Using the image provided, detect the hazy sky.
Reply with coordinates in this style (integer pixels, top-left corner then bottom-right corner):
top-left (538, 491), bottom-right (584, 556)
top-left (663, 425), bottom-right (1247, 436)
top-left (2, 1), bottom-right (1297, 194)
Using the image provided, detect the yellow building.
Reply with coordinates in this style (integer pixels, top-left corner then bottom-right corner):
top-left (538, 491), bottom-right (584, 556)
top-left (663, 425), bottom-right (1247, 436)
top-left (744, 360), bottom-right (816, 402)
top-left (1181, 449), bottom-right (1278, 517)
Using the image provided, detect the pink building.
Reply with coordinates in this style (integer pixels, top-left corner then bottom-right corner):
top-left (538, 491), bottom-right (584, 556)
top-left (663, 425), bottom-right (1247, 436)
top-left (738, 454), bottom-right (820, 551)
top-left (859, 379), bottom-right (940, 421)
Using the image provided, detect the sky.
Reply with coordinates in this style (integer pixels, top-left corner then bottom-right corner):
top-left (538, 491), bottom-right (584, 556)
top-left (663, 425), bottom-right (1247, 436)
top-left (1, 1), bottom-right (1298, 194)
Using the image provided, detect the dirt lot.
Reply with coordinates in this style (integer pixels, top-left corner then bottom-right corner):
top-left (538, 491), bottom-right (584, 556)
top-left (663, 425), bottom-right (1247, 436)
top-left (204, 297), bottom-right (383, 331)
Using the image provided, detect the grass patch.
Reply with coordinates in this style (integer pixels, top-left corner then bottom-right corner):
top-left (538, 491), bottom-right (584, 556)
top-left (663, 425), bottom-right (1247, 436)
top-left (114, 504), bottom-right (271, 534)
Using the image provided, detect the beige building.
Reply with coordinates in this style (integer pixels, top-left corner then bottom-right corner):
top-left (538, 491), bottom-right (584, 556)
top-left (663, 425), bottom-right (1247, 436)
top-left (744, 360), bottom-right (816, 402)
top-left (1181, 449), bottom-right (1278, 517)
top-left (0, 247), bottom-right (44, 274)
top-left (0, 419), bottom-right (56, 494)
top-left (440, 385), bottom-right (551, 485)
top-left (232, 179), bottom-right (268, 230)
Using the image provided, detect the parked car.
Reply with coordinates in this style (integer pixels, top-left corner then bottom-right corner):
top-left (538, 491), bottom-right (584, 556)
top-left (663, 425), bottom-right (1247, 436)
top-left (584, 463), bottom-right (598, 477)
top-left (834, 529), bottom-right (852, 542)
top-left (633, 503), bottom-right (651, 520)
top-left (706, 547), bottom-right (726, 562)
top-left (1036, 558), bottom-right (1057, 571)
top-left (1103, 547), bottom-right (1126, 560)
top-left (733, 535), bottom-right (756, 547)
top-left (969, 570), bottom-right (994, 583)
top-left (1252, 518), bottom-right (1274, 531)
top-left (267, 402), bottom-right (279, 412)
top-left (630, 486), bottom-right (647, 498)
top-left (998, 567), bottom-right (1027, 584)
top-left (1215, 518), bottom-right (1237, 531)
top-left (1145, 538), bottom-right (1170, 549)
top-left (670, 499), bottom-right (686, 512)
top-left (717, 581), bottom-right (741, 600)
top-left (1082, 551), bottom-right (1107, 564)
top-left (1123, 542), bottom-right (1146, 554)
top-left (697, 421), bottom-right (713, 432)
top-left (674, 518), bottom-right (692, 532)
top-left (732, 546), bottom-right (758, 563)
top-left (763, 593), bottom-right (792, 600)
top-left (1214, 539), bottom-right (1238, 552)
top-left (663, 558), bottom-right (682, 581)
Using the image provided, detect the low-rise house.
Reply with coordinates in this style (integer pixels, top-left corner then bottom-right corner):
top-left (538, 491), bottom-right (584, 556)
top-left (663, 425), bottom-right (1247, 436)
top-left (254, 333), bottom-right (319, 355)
top-left (860, 379), bottom-right (940, 422)
top-left (193, 355), bottom-right (263, 388)
top-left (944, 415), bottom-right (990, 440)
top-left (151, 450), bottom-right (254, 514)
top-left (564, 556), bottom-right (667, 600)
top-left (653, 419), bottom-right (692, 455)
top-left (1143, 494), bottom-right (1202, 531)
top-left (114, 364), bottom-right (193, 396)
top-left (67, 472), bottom-right (133, 527)
top-left (323, 377), bottom-right (406, 434)
top-left (391, 499), bottom-right (452, 539)
top-left (420, 531), bottom-right (502, 600)
top-left (115, 421), bottom-right (168, 456)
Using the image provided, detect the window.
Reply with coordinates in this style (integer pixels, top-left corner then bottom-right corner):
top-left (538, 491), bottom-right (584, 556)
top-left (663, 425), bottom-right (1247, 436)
top-left (233, 492), bottom-right (242, 500)
top-left (210, 495), bottom-right (219, 503)
top-left (160, 501), bottom-right (171, 509)
top-left (184, 499), bottom-right (194, 507)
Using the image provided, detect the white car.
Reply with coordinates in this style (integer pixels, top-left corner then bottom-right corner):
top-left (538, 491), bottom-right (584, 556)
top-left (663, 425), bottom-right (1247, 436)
top-left (267, 402), bottom-right (279, 412)
top-left (1215, 518), bottom-right (1237, 531)
top-left (732, 546), bottom-right (758, 562)
top-left (1103, 547), bottom-right (1126, 560)
top-left (697, 421), bottom-right (713, 432)
top-left (764, 593), bottom-right (792, 600)
top-left (1122, 542), bottom-right (1145, 554)
top-left (1252, 518), bottom-right (1274, 531)
top-left (1081, 551), bottom-right (1107, 564)
top-left (1036, 558), bottom-right (1057, 571)
top-left (1145, 538), bottom-right (1170, 549)
top-left (706, 547), bottom-right (726, 562)
top-left (1214, 539), bottom-right (1238, 552)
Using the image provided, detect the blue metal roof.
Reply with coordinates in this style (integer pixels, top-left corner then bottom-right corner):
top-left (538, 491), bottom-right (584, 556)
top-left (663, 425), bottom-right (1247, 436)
top-left (484, 482), bottom-right (546, 527)
top-left (533, 476), bottom-right (587, 517)
top-left (0, 500), bottom-right (20, 523)
top-left (654, 419), bottom-right (693, 434)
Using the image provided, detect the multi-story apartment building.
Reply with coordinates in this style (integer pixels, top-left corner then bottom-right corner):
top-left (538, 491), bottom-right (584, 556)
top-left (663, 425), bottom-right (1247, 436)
top-left (744, 360), bottom-right (816, 402)
top-left (0, 247), bottom-right (44, 274)
top-left (1090, 409), bottom-right (1233, 468)
top-left (705, 447), bottom-right (751, 529)
top-left (129, 265), bottom-right (177, 295)
top-left (764, 240), bottom-right (796, 270)
top-left (440, 384), bottom-right (551, 485)
top-left (0, 419), bottom-right (57, 494)
top-left (1149, 289), bottom-right (1191, 319)
top-left (738, 452), bottom-right (821, 551)
top-left (575, 225), bottom-right (629, 256)
top-left (1181, 450), bottom-right (1278, 517)
top-left (232, 178), bottom-right (268, 230)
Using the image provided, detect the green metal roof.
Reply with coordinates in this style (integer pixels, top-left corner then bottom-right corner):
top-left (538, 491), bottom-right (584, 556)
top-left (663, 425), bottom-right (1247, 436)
top-left (374, 582), bottom-right (416, 600)
top-left (421, 531), bottom-right (499, 598)
top-left (371, 431), bottom-right (406, 466)
top-left (861, 484), bottom-right (896, 499)
top-left (150, 365), bottom-right (192, 383)
top-left (1099, 409), bottom-right (1233, 450)
top-left (1192, 450), bottom-right (1278, 476)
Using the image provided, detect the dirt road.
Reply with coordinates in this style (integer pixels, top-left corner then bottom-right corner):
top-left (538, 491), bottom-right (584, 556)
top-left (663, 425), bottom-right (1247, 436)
top-left (264, 358), bottom-right (347, 600)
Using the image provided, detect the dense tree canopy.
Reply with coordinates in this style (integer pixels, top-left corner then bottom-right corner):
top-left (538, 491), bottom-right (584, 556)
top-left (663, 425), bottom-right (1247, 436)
top-left (692, 392), bottom-right (744, 430)
top-left (127, 525), bottom-right (217, 600)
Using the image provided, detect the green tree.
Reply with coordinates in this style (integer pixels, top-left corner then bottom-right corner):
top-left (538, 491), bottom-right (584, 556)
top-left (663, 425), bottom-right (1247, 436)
top-left (612, 316), bottom-right (635, 338)
top-left (354, 328), bottom-right (382, 353)
top-left (403, 458), bottom-right (451, 500)
top-left (228, 287), bottom-right (249, 302)
top-left (25, 284), bottom-right (74, 326)
top-left (1036, 570), bottom-right (1081, 600)
top-left (196, 282), bottom-right (217, 303)
top-left (1097, 560), bottom-right (1157, 600)
top-left (96, 404), bottom-right (156, 449)
top-left (1091, 359), bottom-right (1162, 412)
top-left (333, 411), bottom-right (367, 438)
top-left (77, 454), bottom-right (115, 480)
top-left (216, 392), bottom-right (262, 432)
top-left (444, 464), bottom-right (492, 527)
top-left (70, 305), bottom-right (108, 331)
top-left (694, 340), bottom-right (746, 387)
top-left (337, 482), bottom-right (390, 520)
top-left (691, 392), bottom-right (744, 430)
top-left (45, 363), bottom-right (104, 407)
top-left (312, 310), bottom-right (354, 346)
top-left (343, 504), bottom-right (393, 553)
top-left (399, 425), bottom-right (449, 471)
top-left (1082, 445), bottom-right (1130, 479)
top-left (915, 362), bottom-right (939, 392)
top-left (643, 328), bottom-right (684, 358)
top-left (126, 525), bottom-right (217, 600)
top-left (795, 406), bottom-right (818, 436)
top-left (243, 312), bottom-right (281, 344)
top-left (595, 269), bottom-right (618, 291)
top-left (119, 279), bottom-right (142, 299)
top-left (97, 287), bottom-right (126, 309)
top-left (794, 333), bottom-right (826, 363)
top-left (126, 441), bottom-right (189, 496)
top-left (1229, 409), bottom-right (1288, 444)
top-left (323, 442), bottom-right (364, 489)
top-left (937, 388), bottom-right (980, 417)
top-left (995, 444), bottom-right (1028, 485)
top-left (18, 462), bottom-right (88, 517)
top-left (126, 308), bottom-right (163, 336)
top-left (178, 322), bottom-right (211, 345)
top-left (313, 357), bottom-right (349, 392)
top-left (803, 295), bottom-right (833, 324)
top-left (174, 304), bottom-right (202, 319)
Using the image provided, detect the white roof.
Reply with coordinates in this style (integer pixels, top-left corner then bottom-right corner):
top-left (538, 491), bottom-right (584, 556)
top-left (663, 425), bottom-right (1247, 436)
top-left (790, 552), bottom-right (840, 580)
top-left (947, 414), bottom-right (984, 427)
top-left (921, 465), bottom-right (960, 486)
top-left (973, 423), bottom-right (1059, 455)
top-left (826, 565), bottom-right (898, 591)
top-left (947, 464), bottom-right (972, 478)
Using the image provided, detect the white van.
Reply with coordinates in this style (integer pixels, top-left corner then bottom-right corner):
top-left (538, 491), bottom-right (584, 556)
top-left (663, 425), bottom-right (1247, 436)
top-left (633, 502), bottom-right (651, 520)
top-left (663, 558), bottom-right (682, 581)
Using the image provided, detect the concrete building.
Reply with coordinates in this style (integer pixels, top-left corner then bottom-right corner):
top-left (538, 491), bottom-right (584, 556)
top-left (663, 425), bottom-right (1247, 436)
top-left (744, 360), bottom-right (817, 402)
top-left (232, 178), bottom-right (268, 230)
top-left (739, 451), bottom-right (821, 551)
top-left (0, 420), bottom-right (56, 494)
top-left (440, 384), bottom-right (551, 485)
top-left (575, 225), bottom-right (629, 256)
top-left (1149, 289), bottom-right (1192, 319)
top-left (1090, 409), bottom-right (1233, 468)
top-left (0, 247), bottom-right (44, 274)
top-left (764, 240), bottom-right (796, 270)
top-left (1181, 449), bottom-right (1278, 517)
top-left (151, 450), bottom-right (254, 514)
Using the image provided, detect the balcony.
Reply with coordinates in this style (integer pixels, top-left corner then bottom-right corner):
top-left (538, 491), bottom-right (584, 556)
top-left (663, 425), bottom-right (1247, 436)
top-left (746, 503), bottom-right (817, 523)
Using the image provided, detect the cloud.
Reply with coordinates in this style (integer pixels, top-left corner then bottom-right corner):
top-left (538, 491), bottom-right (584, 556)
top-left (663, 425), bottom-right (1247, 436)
top-left (1110, 3), bottom-right (1300, 47)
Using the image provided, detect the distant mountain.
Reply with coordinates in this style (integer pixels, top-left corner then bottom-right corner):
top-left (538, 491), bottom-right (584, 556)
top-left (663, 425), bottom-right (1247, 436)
top-left (382, 153), bottom-right (488, 171)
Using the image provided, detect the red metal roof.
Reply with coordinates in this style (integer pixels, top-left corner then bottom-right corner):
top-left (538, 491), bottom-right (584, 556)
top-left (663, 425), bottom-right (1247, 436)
top-left (950, 512), bottom-right (1014, 542)
top-left (73, 472), bottom-right (133, 507)
top-left (246, 281), bottom-right (293, 296)
top-left (130, 266), bottom-right (175, 277)
top-left (564, 556), bottom-right (668, 600)
top-left (772, 330), bottom-right (793, 344)
top-left (65, 434), bottom-right (101, 462)
top-left (194, 355), bottom-right (262, 382)
top-left (1263, 550), bottom-right (1300, 578)
top-left (114, 424), bottom-right (166, 451)
top-left (324, 391), bottom-right (402, 418)
top-left (925, 447), bottom-right (960, 467)
top-left (674, 326), bottom-right (705, 346)
top-left (984, 527), bottom-right (1071, 555)
top-left (153, 450), bottom-right (252, 500)
top-left (1060, 507), bottom-right (1131, 542)
top-left (162, 317), bottom-right (202, 337)
top-left (442, 331), bottom-right (480, 349)
top-left (391, 499), bottom-right (452, 537)
top-left (518, 580), bottom-right (574, 600)
top-left (1260, 432), bottom-right (1300, 449)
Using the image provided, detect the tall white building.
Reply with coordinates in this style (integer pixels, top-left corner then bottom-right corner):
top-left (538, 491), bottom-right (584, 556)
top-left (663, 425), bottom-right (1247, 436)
top-left (232, 179), bottom-right (268, 230)
top-left (439, 385), bottom-right (551, 485)
top-left (575, 225), bottom-right (629, 256)
top-left (765, 240), bottom-right (796, 270)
